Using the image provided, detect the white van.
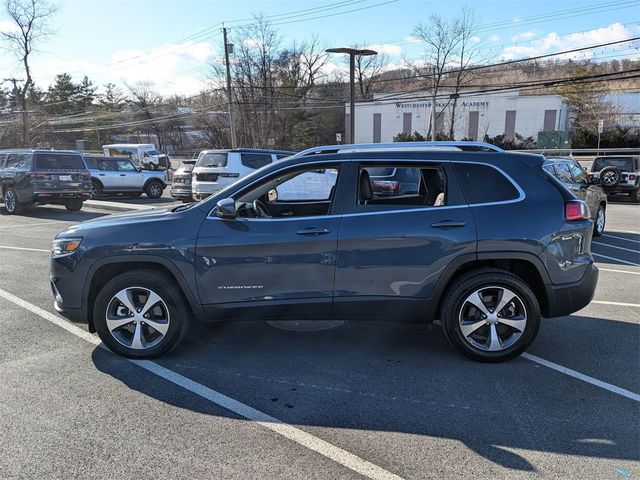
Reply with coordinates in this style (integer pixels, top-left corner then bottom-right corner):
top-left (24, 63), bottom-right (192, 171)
top-left (102, 144), bottom-right (169, 170)
top-left (191, 148), bottom-right (292, 201)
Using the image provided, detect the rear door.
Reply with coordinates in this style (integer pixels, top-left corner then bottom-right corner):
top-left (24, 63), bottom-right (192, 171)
top-left (95, 159), bottom-right (120, 190)
top-left (33, 152), bottom-right (88, 192)
top-left (333, 160), bottom-right (477, 320)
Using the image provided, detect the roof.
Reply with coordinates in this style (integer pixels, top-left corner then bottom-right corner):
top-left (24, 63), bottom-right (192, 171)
top-left (198, 148), bottom-right (294, 155)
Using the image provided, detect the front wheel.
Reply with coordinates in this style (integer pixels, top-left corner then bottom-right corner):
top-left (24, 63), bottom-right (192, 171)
top-left (593, 205), bottom-right (605, 236)
top-left (441, 269), bottom-right (541, 362)
top-left (147, 162), bottom-right (157, 171)
top-left (93, 269), bottom-right (190, 358)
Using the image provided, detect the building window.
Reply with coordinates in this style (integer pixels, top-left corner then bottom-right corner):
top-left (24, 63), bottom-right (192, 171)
top-left (403, 112), bottom-right (412, 135)
top-left (373, 113), bottom-right (382, 143)
top-left (504, 110), bottom-right (516, 139)
top-left (543, 110), bottom-right (557, 132)
top-left (468, 111), bottom-right (479, 140)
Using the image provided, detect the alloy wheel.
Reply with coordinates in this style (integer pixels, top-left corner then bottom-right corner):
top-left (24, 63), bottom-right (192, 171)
top-left (5, 189), bottom-right (16, 213)
top-left (105, 287), bottom-right (170, 350)
top-left (596, 208), bottom-right (605, 233)
top-left (458, 286), bottom-right (527, 352)
top-left (150, 184), bottom-right (162, 198)
top-left (602, 171), bottom-right (617, 186)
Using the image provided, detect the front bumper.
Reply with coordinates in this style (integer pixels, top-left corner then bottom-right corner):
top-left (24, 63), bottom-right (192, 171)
top-left (543, 263), bottom-right (599, 317)
top-left (170, 187), bottom-right (193, 199)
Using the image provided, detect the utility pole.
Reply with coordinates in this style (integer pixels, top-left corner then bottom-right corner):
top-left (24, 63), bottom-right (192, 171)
top-left (222, 27), bottom-right (237, 149)
top-left (431, 67), bottom-right (436, 142)
top-left (3, 77), bottom-right (29, 147)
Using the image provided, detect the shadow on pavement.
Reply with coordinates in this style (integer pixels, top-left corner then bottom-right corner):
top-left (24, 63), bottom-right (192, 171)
top-left (0, 205), bottom-right (107, 221)
top-left (92, 318), bottom-right (640, 473)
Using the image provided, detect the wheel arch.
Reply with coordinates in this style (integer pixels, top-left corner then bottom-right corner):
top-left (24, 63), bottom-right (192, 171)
top-left (143, 177), bottom-right (167, 190)
top-left (428, 254), bottom-right (550, 321)
top-left (83, 255), bottom-right (205, 332)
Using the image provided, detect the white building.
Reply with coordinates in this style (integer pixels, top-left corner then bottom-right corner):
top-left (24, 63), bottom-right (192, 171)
top-left (347, 90), bottom-right (571, 143)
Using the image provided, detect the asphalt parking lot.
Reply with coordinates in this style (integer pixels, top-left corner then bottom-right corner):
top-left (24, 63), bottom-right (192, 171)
top-left (0, 200), bottom-right (638, 479)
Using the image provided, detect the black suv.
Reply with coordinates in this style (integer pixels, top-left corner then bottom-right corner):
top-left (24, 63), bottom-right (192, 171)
top-left (1, 149), bottom-right (91, 214)
top-left (50, 142), bottom-right (598, 362)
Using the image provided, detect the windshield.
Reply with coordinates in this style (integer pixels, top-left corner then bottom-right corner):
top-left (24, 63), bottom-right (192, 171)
top-left (196, 152), bottom-right (228, 168)
top-left (147, 150), bottom-right (162, 156)
top-left (592, 157), bottom-right (633, 172)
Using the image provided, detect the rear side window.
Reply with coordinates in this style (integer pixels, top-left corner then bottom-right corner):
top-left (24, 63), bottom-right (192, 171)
top-left (241, 153), bottom-right (272, 169)
top-left (35, 153), bottom-right (84, 170)
top-left (197, 152), bottom-right (227, 168)
top-left (553, 163), bottom-right (573, 184)
top-left (454, 163), bottom-right (519, 204)
top-left (6, 154), bottom-right (32, 169)
top-left (98, 160), bottom-right (118, 171)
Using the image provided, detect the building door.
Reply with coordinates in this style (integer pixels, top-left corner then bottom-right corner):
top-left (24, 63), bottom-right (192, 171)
top-left (373, 113), bottom-right (382, 143)
top-left (504, 110), bottom-right (516, 139)
top-left (543, 110), bottom-right (557, 132)
top-left (468, 111), bottom-right (479, 140)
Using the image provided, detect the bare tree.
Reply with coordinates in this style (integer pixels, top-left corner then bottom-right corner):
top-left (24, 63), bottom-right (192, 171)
top-left (347, 44), bottom-right (390, 100)
top-left (1, 0), bottom-right (57, 146)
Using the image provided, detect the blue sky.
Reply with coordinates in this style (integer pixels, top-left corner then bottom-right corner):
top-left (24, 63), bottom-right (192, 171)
top-left (1, 0), bottom-right (638, 95)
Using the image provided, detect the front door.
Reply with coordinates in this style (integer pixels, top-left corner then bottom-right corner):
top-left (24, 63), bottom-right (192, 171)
top-left (195, 163), bottom-right (343, 321)
top-left (333, 162), bottom-right (477, 319)
top-left (116, 160), bottom-right (144, 190)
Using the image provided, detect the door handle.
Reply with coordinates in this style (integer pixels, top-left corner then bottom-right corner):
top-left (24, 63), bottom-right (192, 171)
top-left (119, 174), bottom-right (126, 176)
top-left (296, 227), bottom-right (331, 236)
top-left (98, 173), bottom-right (106, 176)
top-left (431, 220), bottom-right (466, 229)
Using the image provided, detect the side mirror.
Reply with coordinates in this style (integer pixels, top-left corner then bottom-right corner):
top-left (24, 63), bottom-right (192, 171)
top-left (215, 198), bottom-right (237, 219)
top-left (136, 166), bottom-right (142, 172)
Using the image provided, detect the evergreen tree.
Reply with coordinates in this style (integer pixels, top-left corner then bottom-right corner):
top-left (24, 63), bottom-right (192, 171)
top-left (45, 73), bottom-right (78, 114)
top-left (75, 76), bottom-right (97, 111)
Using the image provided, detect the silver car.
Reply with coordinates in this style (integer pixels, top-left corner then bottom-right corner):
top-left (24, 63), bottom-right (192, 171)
top-left (83, 156), bottom-right (167, 199)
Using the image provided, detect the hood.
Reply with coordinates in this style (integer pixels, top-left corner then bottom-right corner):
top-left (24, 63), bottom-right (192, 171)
top-left (59, 206), bottom-right (176, 237)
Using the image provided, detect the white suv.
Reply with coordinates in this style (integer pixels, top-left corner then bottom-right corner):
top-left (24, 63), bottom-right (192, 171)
top-left (191, 149), bottom-right (292, 201)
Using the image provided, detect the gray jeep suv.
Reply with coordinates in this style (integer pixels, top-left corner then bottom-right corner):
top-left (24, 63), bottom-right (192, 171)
top-left (50, 142), bottom-right (598, 362)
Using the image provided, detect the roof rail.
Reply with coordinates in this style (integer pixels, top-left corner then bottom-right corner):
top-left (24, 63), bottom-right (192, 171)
top-left (291, 141), bottom-right (503, 158)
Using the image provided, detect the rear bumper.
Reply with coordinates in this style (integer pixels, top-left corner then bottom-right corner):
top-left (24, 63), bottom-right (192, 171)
top-left (33, 191), bottom-right (91, 202)
top-left (543, 263), bottom-right (599, 317)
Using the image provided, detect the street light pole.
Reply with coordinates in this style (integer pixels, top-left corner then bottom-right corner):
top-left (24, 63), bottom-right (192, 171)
top-left (223, 27), bottom-right (238, 149)
top-left (326, 47), bottom-right (377, 144)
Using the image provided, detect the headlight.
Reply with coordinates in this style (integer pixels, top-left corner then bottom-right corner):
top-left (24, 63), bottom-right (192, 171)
top-left (52, 237), bottom-right (83, 257)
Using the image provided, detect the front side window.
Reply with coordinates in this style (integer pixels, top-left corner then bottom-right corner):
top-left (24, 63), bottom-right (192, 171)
top-left (233, 165), bottom-right (340, 218)
top-left (241, 153), bottom-right (272, 169)
top-left (357, 165), bottom-right (446, 209)
top-left (117, 160), bottom-right (136, 171)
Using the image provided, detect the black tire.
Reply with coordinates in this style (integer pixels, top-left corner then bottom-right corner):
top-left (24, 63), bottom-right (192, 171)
top-left (93, 269), bottom-right (190, 359)
top-left (600, 166), bottom-right (622, 187)
top-left (64, 199), bottom-right (84, 212)
top-left (147, 162), bottom-right (157, 171)
top-left (632, 189), bottom-right (640, 203)
top-left (441, 268), bottom-right (541, 363)
top-left (3, 187), bottom-right (27, 215)
top-left (593, 205), bottom-right (605, 236)
top-left (145, 180), bottom-right (163, 199)
top-left (90, 180), bottom-right (103, 198)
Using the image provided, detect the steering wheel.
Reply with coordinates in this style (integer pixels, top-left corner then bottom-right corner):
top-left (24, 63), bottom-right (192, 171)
top-left (253, 199), bottom-right (271, 218)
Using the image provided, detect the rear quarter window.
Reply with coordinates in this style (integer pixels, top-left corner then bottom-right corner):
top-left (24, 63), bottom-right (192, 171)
top-left (241, 153), bottom-right (272, 169)
top-left (35, 153), bottom-right (85, 170)
top-left (454, 163), bottom-right (520, 204)
top-left (83, 157), bottom-right (98, 169)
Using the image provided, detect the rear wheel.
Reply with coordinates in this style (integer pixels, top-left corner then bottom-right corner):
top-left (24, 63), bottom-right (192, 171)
top-left (90, 180), bottom-right (102, 198)
top-left (441, 269), bottom-right (541, 362)
top-left (593, 205), bottom-right (605, 236)
top-left (3, 187), bottom-right (27, 215)
top-left (64, 199), bottom-right (84, 212)
top-left (145, 180), bottom-right (163, 199)
top-left (93, 269), bottom-right (190, 358)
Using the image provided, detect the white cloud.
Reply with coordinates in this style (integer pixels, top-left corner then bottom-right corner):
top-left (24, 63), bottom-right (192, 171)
top-left (490, 34), bottom-right (501, 42)
top-left (512, 17), bottom-right (523, 23)
top-left (511, 30), bottom-right (537, 42)
top-left (32, 40), bottom-right (216, 96)
top-left (365, 43), bottom-right (402, 56)
top-left (243, 38), bottom-right (262, 49)
top-left (0, 20), bottom-right (19, 33)
top-left (404, 35), bottom-right (421, 44)
top-left (500, 22), bottom-right (640, 61)
top-left (470, 36), bottom-right (481, 44)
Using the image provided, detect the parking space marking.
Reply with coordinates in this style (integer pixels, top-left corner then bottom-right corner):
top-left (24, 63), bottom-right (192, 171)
top-left (0, 245), bottom-right (50, 253)
top-left (607, 229), bottom-right (640, 235)
top-left (0, 221), bottom-right (63, 230)
top-left (593, 253), bottom-right (640, 266)
top-left (591, 300), bottom-right (640, 308)
top-left (599, 267), bottom-right (640, 275)
top-left (0, 287), bottom-right (405, 480)
top-left (522, 353), bottom-right (640, 403)
top-left (602, 234), bottom-right (640, 244)
top-left (592, 241), bottom-right (640, 255)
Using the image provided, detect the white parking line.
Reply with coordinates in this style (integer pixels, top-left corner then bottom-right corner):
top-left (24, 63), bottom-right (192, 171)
top-left (602, 234), bottom-right (640, 245)
top-left (593, 253), bottom-right (640, 266)
top-left (591, 300), bottom-right (640, 308)
top-left (0, 221), bottom-right (63, 230)
top-left (522, 353), bottom-right (640, 403)
top-left (592, 241), bottom-right (640, 255)
top-left (0, 245), bottom-right (50, 253)
top-left (0, 287), bottom-right (404, 480)
top-left (599, 267), bottom-right (640, 275)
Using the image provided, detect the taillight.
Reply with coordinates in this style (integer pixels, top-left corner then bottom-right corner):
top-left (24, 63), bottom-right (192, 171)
top-left (565, 200), bottom-right (590, 221)
top-left (629, 174), bottom-right (636, 180)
